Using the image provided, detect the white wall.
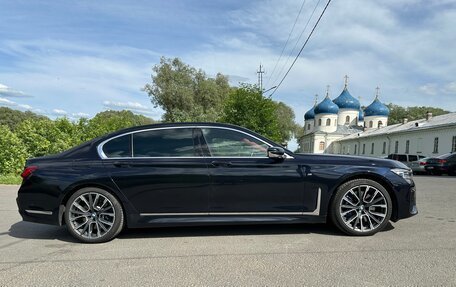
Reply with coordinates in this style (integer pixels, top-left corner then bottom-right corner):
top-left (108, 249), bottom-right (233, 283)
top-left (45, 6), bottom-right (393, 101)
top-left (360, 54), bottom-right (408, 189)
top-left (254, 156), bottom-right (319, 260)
top-left (335, 125), bottom-right (456, 158)
top-left (337, 109), bottom-right (359, 126)
top-left (314, 113), bottom-right (338, 133)
top-left (304, 119), bottom-right (315, 135)
top-left (364, 116), bottom-right (388, 130)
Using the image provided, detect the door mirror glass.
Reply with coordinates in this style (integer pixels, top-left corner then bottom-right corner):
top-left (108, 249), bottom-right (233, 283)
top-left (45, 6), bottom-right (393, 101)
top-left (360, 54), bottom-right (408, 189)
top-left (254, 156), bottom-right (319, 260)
top-left (267, 147), bottom-right (285, 159)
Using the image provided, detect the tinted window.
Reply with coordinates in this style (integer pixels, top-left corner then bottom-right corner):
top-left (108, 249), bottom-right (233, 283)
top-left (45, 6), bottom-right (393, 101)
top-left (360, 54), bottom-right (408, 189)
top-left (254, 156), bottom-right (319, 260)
top-left (397, 155), bottom-right (407, 162)
top-left (202, 128), bottom-right (269, 157)
top-left (408, 155), bottom-right (418, 162)
top-left (103, 135), bottom-right (131, 158)
top-left (437, 153), bottom-right (452, 159)
top-left (133, 128), bottom-right (197, 157)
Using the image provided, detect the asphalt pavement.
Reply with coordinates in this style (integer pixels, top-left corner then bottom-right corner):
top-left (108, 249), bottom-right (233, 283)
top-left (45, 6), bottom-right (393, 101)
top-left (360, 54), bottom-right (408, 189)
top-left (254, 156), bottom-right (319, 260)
top-left (1, 176), bottom-right (455, 286)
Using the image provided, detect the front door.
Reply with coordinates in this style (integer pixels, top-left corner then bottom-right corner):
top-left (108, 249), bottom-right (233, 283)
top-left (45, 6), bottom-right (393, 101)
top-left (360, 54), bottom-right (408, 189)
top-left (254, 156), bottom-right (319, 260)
top-left (200, 127), bottom-right (306, 214)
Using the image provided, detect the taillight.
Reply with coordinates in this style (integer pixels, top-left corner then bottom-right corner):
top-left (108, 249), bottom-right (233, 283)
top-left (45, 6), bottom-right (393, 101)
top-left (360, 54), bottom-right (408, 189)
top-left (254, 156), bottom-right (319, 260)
top-left (21, 166), bottom-right (38, 179)
top-left (419, 162), bottom-right (427, 166)
top-left (438, 159), bottom-right (447, 164)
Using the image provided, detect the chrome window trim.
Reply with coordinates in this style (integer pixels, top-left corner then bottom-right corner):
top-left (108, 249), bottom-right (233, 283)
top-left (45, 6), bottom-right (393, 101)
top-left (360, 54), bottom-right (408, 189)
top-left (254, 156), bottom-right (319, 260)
top-left (97, 125), bottom-right (294, 159)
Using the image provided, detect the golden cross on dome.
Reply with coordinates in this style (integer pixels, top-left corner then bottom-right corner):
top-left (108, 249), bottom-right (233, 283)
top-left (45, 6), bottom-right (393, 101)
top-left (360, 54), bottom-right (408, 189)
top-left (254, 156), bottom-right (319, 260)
top-left (314, 94), bottom-right (318, 105)
top-left (375, 86), bottom-right (380, 99)
top-left (326, 85), bottom-right (330, 97)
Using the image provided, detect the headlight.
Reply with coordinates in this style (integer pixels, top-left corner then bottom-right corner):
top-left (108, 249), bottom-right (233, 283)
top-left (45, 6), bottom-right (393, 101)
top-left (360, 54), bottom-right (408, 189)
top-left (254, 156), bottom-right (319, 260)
top-left (391, 168), bottom-right (413, 184)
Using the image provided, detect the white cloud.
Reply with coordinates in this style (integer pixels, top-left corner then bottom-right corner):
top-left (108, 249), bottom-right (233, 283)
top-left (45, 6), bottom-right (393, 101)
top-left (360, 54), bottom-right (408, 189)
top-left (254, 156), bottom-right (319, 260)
top-left (0, 83), bottom-right (30, 98)
top-left (52, 109), bottom-right (67, 115)
top-left (103, 100), bottom-right (151, 111)
top-left (0, 97), bottom-right (16, 106)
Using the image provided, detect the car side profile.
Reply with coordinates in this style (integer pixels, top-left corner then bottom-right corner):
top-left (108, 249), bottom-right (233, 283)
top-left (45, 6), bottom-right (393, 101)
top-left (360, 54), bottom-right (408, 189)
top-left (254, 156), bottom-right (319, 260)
top-left (17, 123), bottom-right (417, 243)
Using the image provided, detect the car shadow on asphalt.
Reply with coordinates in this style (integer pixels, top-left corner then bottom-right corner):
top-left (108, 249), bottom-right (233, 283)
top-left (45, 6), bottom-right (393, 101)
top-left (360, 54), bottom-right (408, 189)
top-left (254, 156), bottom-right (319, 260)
top-left (8, 221), bottom-right (395, 242)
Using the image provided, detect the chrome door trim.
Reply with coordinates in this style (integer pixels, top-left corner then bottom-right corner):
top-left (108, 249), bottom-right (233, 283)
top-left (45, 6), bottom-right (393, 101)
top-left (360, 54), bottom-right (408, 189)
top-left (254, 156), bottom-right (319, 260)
top-left (25, 209), bottom-right (53, 215)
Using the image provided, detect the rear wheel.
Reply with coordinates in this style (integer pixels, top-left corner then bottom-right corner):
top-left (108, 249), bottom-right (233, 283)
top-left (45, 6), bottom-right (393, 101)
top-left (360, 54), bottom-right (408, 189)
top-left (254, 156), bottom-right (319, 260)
top-left (330, 179), bottom-right (392, 236)
top-left (64, 187), bottom-right (124, 243)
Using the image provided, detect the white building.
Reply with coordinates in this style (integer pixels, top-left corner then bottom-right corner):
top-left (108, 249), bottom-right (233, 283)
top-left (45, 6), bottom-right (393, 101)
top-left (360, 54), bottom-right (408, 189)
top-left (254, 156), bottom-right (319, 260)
top-left (299, 76), bottom-right (456, 157)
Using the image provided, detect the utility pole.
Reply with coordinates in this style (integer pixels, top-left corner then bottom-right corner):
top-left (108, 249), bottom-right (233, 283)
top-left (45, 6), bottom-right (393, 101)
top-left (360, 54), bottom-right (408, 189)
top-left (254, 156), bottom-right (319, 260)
top-left (257, 64), bottom-right (265, 91)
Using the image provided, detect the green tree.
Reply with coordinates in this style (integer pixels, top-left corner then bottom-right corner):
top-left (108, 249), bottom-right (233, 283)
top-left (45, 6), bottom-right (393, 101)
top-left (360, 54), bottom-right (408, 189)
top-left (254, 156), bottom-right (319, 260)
top-left (144, 57), bottom-right (232, 122)
top-left (84, 110), bottom-right (155, 140)
top-left (0, 125), bottom-right (27, 174)
top-left (221, 84), bottom-right (282, 142)
top-left (274, 101), bottom-right (300, 143)
top-left (0, 107), bottom-right (47, 131)
top-left (387, 104), bottom-right (449, 124)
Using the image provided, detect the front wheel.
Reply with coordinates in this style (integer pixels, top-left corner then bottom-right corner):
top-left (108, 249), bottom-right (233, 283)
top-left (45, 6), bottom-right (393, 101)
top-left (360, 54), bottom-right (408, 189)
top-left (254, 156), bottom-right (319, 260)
top-left (64, 187), bottom-right (124, 243)
top-left (330, 179), bottom-right (392, 236)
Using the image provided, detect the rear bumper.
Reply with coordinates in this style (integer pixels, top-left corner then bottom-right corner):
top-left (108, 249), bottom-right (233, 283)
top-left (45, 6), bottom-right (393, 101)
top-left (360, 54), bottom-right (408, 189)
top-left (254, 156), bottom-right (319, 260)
top-left (16, 185), bottom-right (62, 226)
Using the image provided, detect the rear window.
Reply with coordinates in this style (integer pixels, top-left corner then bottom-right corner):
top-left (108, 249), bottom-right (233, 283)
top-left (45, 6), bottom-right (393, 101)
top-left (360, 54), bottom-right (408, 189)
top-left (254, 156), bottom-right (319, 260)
top-left (437, 153), bottom-right (453, 159)
top-left (133, 128), bottom-right (197, 157)
top-left (102, 135), bottom-right (131, 158)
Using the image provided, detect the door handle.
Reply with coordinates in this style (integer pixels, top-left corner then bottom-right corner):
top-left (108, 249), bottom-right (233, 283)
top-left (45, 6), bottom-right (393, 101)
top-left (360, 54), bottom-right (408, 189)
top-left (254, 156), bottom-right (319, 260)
top-left (211, 161), bottom-right (232, 167)
top-left (113, 161), bottom-right (129, 167)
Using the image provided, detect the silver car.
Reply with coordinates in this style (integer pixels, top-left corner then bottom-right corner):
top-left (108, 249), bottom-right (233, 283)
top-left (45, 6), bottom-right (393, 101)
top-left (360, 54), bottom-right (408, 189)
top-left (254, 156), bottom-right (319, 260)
top-left (409, 157), bottom-right (429, 174)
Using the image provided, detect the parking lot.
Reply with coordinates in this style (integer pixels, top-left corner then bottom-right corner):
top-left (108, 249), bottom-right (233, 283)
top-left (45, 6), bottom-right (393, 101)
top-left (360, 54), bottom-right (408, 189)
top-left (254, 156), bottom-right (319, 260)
top-left (0, 176), bottom-right (455, 286)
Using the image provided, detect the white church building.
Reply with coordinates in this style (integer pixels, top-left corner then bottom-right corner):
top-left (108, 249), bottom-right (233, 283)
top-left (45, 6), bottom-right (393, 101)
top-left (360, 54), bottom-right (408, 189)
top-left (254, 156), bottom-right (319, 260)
top-left (299, 77), bottom-right (456, 158)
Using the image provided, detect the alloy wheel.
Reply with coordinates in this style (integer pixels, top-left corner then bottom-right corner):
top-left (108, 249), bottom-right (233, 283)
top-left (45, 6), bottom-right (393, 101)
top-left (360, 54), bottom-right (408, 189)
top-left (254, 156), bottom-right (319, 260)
top-left (339, 185), bottom-right (388, 232)
top-left (68, 192), bottom-right (116, 239)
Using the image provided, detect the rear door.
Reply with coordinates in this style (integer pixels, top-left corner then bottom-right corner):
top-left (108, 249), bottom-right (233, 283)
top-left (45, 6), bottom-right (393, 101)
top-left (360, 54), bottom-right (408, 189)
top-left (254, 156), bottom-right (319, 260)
top-left (101, 127), bottom-right (210, 214)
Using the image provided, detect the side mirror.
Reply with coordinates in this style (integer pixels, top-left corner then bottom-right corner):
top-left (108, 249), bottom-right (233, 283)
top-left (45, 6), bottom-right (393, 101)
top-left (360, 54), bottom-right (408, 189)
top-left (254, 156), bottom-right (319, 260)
top-left (267, 147), bottom-right (285, 160)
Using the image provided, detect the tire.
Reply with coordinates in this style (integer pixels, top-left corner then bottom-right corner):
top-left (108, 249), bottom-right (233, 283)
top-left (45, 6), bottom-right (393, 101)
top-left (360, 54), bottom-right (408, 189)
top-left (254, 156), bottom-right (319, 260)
top-left (330, 179), bottom-right (392, 236)
top-left (64, 187), bottom-right (124, 243)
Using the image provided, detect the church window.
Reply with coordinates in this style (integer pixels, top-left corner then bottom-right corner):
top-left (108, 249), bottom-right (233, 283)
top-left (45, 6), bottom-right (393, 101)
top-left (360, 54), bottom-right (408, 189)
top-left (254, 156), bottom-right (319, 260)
top-left (354, 144), bottom-right (357, 155)
top-left (345, 116), bottom-right (350, 124)
top-left (326, 119), bottom-right (331, 126)
top-left (433, 137), bottom-right (439, 153)
top-left (371, 143), bottom-right (374, 154)
top-left (319, 141), bottom-right (325, 151)
top-left (307, 124), bottom-right (311, 130)
top-left (318, 119), bottom-right (322, 126)
top-left (369, 121), bottom-right (373, 128)
top-left (405, 140), bottom-right (410, 154)
top-left (378, 121), bottom-right (383, 128)
top-left (382, 142), bottom-right (386, 154)
top-left (362, 144), bottom-right (366, 154)
top-left (394, 141), bottom-right (399, 153)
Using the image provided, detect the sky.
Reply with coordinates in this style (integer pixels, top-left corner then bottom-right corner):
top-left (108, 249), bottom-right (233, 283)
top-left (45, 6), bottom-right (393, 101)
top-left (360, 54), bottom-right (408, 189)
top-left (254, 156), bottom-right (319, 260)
top-left (1, 0), bottom-right (456, 124)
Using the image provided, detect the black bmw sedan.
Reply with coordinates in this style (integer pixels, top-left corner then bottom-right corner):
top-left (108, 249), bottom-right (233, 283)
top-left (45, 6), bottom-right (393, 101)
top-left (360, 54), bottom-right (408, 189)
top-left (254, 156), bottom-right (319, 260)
top-left (17, 123), bottom-right (417, 243)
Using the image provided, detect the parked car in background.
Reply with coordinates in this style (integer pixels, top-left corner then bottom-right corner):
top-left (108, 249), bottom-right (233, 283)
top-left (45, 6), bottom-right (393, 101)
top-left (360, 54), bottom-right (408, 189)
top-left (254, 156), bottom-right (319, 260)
top-left (17, 123), bottom-right (418, 243)
top-left (387, 154), bottom-right (426, 168)
top-left (409, 157), bottom-right (430, 175)
top-left (425, 153), bottom-right (456, 175)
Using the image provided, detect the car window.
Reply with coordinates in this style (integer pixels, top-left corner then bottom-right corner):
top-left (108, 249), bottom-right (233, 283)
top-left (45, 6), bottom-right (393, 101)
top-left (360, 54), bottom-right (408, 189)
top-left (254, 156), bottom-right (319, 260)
top-left (102, 134), bottom-right (131, 158)
top-left (201, 128), bottom-right (269, 157)
top-left (419, 155), bottom-right (426, 159)
top-left (408, 155), bottom-right (418, 162)
top-left (133, 128), bottom-right (197, 157)
top-left (397, 154), bottom-right (407, 162)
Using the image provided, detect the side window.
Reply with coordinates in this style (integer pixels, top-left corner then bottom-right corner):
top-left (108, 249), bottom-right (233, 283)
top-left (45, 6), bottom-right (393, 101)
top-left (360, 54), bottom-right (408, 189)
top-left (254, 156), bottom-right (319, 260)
top-left (102, 134), bottom-right (131, 158)
top-left (397, 154), bottom-right (407, 162)
top-left (408, 155), bottom-right (418, 162)
top-left (202, 128), bottom-right (269, 157)
top-left (133, 128), bottom-right (197, 157)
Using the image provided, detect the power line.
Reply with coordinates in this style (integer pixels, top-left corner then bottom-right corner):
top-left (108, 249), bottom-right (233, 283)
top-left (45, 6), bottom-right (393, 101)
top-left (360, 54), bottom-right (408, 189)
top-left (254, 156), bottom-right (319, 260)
top-left (269, 0), bottom-right (321, 88)
top-left (264, 0), bottom-right (307, 89)
top-left (268, 0), bottom-right (332, 99)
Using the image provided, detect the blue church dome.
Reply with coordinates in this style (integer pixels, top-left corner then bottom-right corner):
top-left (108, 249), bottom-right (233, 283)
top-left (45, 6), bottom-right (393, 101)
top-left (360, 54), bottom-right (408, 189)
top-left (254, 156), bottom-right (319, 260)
top-left (304, 106), bottom-right (315, 120)
top-left (364, 97), bottom-right (389, 117)
top-left (314, 96), bottom-right (339, 115)
top-left (333, 88), bottom-right (360, 110)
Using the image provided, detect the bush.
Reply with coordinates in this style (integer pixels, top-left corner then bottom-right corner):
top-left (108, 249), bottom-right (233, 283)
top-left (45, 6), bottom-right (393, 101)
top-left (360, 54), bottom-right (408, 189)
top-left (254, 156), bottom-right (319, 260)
top-left (0, 125), bottom-right (27, 175)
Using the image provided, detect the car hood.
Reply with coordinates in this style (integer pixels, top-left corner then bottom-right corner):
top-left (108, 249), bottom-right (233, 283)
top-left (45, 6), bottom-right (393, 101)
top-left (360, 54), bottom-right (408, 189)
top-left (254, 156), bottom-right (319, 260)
top-left (293, 153), bottom-right (408, 169)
